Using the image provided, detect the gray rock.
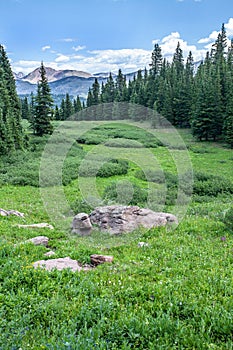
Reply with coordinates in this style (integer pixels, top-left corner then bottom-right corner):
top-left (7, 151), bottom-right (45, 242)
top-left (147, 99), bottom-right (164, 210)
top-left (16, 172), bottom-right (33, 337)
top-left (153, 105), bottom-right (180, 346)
top-left (89, 205), bottom-right (178, 235)
top-left (138, 242), bottom-right (149, 248)
top-left (0, 208), bottom-right (24, 217)
top-left (26, 236), bottom-right (49, 247)
top-left (44, 250), bottom-right (55, 257)
top-left (71, 213), bottom-right (92, 236)
top-left (33, 257), bottom-right (83, 272)
top-left (17, 223), bottom-right (54, 229)
top-left (90, 254), bottom-right (114, 266)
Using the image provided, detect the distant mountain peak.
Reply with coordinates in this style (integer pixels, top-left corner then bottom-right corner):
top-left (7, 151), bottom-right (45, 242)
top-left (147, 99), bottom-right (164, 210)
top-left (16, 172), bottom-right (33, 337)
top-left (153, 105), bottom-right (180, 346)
top-left (20, 67), bottom-right (92, 84)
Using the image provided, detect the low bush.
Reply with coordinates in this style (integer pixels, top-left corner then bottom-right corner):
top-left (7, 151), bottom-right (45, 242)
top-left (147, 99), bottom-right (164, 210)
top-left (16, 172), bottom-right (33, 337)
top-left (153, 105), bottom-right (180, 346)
top-left (70, 198), bottom-right (94, 214)
top-left (103, 181), bottom-right (148, 206)
top-left (97, 159), bottom-right (129, 177)
top-left (134, 169), bottom-right (165, 183)
top-left (193, 177), bottom-right (233, 197)
top-left (104, 138), bottom-right (143, 148)
top-left (79, 159), bottom-right (129, 178)
top-left (222, 207), bottom-right (233, 231)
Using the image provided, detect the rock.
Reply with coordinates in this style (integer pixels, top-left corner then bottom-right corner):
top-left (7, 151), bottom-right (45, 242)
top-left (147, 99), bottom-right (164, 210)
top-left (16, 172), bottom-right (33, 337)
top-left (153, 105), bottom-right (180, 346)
top-left (0, 208), bottom-right (24, 217)
top-left (71, 213), bottom-right (92, 236)
top-left (90, 254), bottom-right (114, 266)
top-left (44, 250), bottom-right (55, 257)
top-left (89, 205), bottom-right (178, 235)
top-left (138, 242), bottom-right (149, 248)
top-left (17, 223), bottom-right (54, 229)
top-left (26, 236), bottom-right (49, 247)
top-left (33, 257), bottom-right (83, 272)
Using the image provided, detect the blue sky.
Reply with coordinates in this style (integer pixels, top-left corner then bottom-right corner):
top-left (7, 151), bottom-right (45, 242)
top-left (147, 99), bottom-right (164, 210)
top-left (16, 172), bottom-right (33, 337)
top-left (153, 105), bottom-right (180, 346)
top-left (0, 0), bottom-right (233, 74)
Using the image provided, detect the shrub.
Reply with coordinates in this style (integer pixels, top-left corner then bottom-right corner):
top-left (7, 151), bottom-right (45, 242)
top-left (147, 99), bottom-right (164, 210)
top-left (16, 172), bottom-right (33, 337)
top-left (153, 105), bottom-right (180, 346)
top-left (79, 159), bottom-right (129, 178)
top-left (134, 169), bottom-right (165, 183)
top-left (193, 177), bottom-right (233, 197)
top-left (104, 138), bottom-right (143, 148)
top-left (222, 207), bottom-right (233, 231)
top-left (103, 181), bottom-right (148, 206)
top-left (70, 198), bottom-right (94, 214)
top-left (97, 159), bottom-right (129, 177)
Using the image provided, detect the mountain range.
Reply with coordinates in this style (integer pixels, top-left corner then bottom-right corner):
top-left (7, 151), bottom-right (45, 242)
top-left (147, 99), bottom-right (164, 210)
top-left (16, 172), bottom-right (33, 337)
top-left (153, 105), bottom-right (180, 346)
top-left (15, 67), bottom-right (119, 98)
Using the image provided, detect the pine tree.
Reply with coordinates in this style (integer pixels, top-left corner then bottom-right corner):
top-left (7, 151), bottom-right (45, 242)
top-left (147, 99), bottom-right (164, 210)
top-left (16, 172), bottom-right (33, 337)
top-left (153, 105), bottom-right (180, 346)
top-left (0, 45), bottom-right (25, 151)
top-left (54, 105), bottom-right (60, 120)
top-left (73, 95), bottom-right (82, 113)
top-left (115, 69), bottom-right (126, 102)
top-left (64, 93), bottom-right (74, 119)
top-left (32, 62), bottom-right (53, 136)
top-left (149, 43), bottom-right (163, 76)
top-left (21, 97), bottom-right (30, 120)
top-left (92, 78), bottom-right (100, 105)
top-left (224, 43), bottom-right (233, 147)
top-left (86, 88), bottom-right (93, 107)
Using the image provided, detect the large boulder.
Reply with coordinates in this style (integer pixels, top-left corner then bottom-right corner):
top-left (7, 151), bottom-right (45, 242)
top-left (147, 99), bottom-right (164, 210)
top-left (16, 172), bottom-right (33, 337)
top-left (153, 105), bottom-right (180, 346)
top-left (89, 205), bottom-right (178, 235)
top-left (33, 257), bottom-right (83, 272)
top-left (71, 212), bottom-right (92, 236)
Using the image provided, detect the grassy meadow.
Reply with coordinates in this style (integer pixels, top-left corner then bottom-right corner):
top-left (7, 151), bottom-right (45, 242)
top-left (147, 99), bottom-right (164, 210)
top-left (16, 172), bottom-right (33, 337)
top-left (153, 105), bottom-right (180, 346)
top-left (0, 120), bottom-right (233, 349)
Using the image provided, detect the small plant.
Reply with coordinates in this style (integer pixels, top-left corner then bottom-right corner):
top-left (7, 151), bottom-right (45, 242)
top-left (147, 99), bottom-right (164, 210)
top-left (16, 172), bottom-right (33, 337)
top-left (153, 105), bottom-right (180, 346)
top-left (222, 207), bottom-right (233, 231)
top-left (103, 180), bottom-right (148, 206)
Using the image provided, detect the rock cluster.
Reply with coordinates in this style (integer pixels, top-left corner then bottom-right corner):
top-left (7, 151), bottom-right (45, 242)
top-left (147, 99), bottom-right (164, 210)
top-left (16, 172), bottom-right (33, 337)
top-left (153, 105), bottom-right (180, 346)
top-left (72, 205), bottom-right (178, 235)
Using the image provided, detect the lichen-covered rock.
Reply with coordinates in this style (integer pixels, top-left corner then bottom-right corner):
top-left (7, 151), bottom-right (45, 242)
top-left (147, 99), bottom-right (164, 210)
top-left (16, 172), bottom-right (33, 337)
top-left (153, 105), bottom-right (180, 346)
top-left (89, 205), bottom-right (178, 235)
top-left (71, 213), bottom-right (92, 236)
top-left (26, 236), bottom-right (49, 247)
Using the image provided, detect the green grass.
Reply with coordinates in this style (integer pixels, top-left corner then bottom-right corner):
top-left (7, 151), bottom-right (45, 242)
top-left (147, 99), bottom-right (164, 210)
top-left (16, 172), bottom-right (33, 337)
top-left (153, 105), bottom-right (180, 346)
top-left (0, 121), bottom-right (233, 349)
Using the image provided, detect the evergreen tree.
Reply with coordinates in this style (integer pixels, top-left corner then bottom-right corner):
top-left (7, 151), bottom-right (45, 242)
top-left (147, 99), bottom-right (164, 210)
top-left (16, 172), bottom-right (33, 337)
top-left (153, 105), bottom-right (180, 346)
top-left (86, 88), bottom-right (93, 107)
top-left (92, 78), bottom-right (100, 105)
top-left (102, 73), bottom-right (115, 102)
top-left (32, 62), bottom-right (53, 136)
top-left (224, 44), bottom-right (233, 147)
top-left (64, 93), bottom-right (74, 119)
top-left (54, 105), bottom-right (60, 120)
top-left (0, 45), bottom-right (25, 152)
top-left (149, 43), bottom-right (163, 76)
top-left (21, 97), bottom-right (30, 120)
top-left (73, 95), bottom-right (82, 113)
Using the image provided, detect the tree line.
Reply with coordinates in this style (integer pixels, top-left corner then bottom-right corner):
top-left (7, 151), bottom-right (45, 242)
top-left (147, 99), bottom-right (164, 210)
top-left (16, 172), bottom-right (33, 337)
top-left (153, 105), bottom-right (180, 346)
top-left (81, 23), bottom-right (233, 147)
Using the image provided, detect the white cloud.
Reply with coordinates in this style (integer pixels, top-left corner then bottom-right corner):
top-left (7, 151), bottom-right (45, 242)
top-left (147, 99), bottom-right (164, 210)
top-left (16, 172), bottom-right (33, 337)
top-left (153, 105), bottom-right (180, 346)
top-left (12, 60), bottom-right (41, 73)
top-left (155, 31), bottom-right (206, 62)
top-left (198, 31), bottom-right (219, 45)
top-left (225, 18), bottom-right (233, 37)
top-left (42, 45), bottom-right (51, 51)
top-left (72, 45), bottom-right (86, 52)
top-left (59, 38), bottom-right (76, 42)
top-left (198, 18), bottom-right (233, 49)
top-left (55, 54), bottom-right (70, 62)
top-left (13, 18), bottom-right (233, 75)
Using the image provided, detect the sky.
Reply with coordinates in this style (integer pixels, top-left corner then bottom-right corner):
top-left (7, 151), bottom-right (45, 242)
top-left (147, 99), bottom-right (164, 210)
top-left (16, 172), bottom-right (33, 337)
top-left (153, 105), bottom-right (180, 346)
top-left (0, 0), bottom-right (233, 75)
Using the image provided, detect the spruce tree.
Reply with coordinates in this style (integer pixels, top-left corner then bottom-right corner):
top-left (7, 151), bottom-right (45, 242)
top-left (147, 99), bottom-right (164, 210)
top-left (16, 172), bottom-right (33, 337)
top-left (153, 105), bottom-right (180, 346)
top-left (0, 45), bottom-right (25, 151)
top-left (32, 62), bottom-right (53, 136)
